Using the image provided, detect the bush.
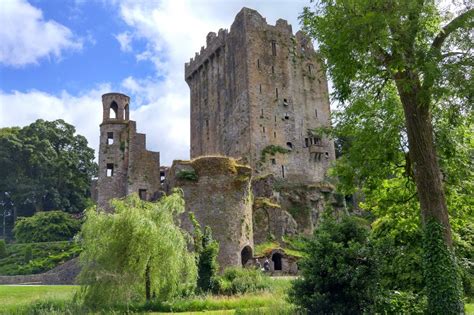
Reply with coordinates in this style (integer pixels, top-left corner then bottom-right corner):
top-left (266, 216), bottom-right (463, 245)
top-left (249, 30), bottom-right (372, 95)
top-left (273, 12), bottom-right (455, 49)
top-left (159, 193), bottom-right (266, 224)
top-left (23, 245), bottom-right (33, 263)
top-left (289, 214), bottom-right (377, 314)
top-left (216, 267), bottom-right (271, 295)
top-left (0, 240), bottom-right (6, 258)
top-left (14, 211), bottom-right (81, 243)
top-left (374, 290), bottom-right (426, 314)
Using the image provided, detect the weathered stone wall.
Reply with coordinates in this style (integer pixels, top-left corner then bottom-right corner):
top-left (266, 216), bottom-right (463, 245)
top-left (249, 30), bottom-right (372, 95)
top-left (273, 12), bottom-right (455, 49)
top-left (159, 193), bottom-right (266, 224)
top-left (165, 156), bottom-right (253, 268)
top-left (97, 93), bottom-right (161, 210)
top-left (186, 7), bottom-right (335, 184)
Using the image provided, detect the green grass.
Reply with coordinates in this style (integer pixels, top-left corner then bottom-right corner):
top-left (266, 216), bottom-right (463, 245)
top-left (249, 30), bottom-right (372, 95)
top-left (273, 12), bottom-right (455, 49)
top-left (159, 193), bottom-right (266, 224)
top-left (466, 303), bottom-right (474, 314)
top-left (0, 241), bottom-right (80, 275)
top-left (0, 285), bottom-right (77, 314)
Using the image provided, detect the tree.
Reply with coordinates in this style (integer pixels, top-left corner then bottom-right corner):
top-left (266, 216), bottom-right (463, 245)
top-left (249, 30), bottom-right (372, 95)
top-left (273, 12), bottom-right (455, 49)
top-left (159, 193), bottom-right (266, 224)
top-left (13, 211), bottom-right (81, 243)
top-left (77, 191), bottom-right (197, 308)
top-left (301, 1), bottom-right (472, 312)
top-left (289, 215), bottom-right (377, 314)
top-left (0, 120), bottom-right (97, 237)
top-left (189, 213), bottom-right (220, 292)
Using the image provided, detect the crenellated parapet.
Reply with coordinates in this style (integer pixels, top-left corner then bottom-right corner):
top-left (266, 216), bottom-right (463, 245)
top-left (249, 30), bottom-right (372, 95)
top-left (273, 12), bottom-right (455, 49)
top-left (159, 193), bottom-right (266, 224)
top-left (185, 28), bottom-right (228, 81)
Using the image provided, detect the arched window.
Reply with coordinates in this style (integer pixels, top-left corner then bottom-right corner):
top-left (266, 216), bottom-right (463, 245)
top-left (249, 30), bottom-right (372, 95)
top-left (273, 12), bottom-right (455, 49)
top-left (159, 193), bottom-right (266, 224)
top-left (272, 253), bottom-right (282, 271)
top-left (110, 101), bottom-right (118, 119)
top-left (241, 246), bottom-right (253, 266)
top-left (286, 142), bottom-right (293, 149)
top-left (124, 103), bottom-right (129, 120)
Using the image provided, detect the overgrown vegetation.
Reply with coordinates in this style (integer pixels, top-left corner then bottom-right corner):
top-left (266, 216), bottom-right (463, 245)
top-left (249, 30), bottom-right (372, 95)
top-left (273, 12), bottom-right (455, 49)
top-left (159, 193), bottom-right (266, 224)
top-left (0, 241), bottom-right (80, 275)
top-left (259, 145), bottom-right (290, 163)
top-left (176, 169), bottom-right (199, 181)
top-left (78, 191), bottom-right (197, 308)
top-left (215, 267), bottom-right (272, 296)
top-left (14, 211), bottom-right (81, 243)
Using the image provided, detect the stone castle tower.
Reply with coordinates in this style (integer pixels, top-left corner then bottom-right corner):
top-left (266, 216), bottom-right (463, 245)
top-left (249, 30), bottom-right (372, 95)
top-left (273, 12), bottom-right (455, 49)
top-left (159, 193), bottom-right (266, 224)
top-left (96, 93), bottom-right (161, 210)
top-left (185, 7), bottom-right (335, 183)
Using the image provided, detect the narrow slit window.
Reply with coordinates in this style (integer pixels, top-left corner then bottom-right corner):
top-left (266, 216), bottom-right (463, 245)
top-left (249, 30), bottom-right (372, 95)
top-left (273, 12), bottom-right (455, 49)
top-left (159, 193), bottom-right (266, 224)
top-left (257, 59), bottom-right (260, 68)
top-left (281, 165), bottom-right (285, 178)
top-left (308, 64), bottom-right (313, 74)
top-left (271, 41), bottom-right (277, 56)
top-left (106, 163), bottom-right (114, 177)
top-left (274, 131), bottom-right (277, 138)
top-left (259, 84), bottom-right (262, 93)
top-left (107, 132), bottom-right (114, 145)
top-left (271, 158), bottom-right (276, 165)
top-left (315, 109), bottom-right (318, 117)
top-left (271, 66), bottom-right (275, 74)
top-left (283, 98), bottom-right (288, 106)
top-left (304, 138), bottom-right (309, 148)
top-left (275, 88), bottom-right (278, 99)
top-left (262, 126), bottom-right (266, 133)
top-left (261, 109), bottom-right (264, 116)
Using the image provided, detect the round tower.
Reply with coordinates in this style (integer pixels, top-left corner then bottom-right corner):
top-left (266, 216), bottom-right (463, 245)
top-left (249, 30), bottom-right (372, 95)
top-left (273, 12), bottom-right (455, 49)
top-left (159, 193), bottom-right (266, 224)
top-left (97, 93), bottom-right (131, 210)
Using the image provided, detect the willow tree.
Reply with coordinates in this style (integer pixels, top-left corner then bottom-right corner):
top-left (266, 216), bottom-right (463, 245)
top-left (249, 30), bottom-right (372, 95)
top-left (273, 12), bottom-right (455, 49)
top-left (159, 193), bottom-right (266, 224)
top-left (301, 1), bottom-right (473, 313)
top-left (78, 191), bottom-right (197, 308)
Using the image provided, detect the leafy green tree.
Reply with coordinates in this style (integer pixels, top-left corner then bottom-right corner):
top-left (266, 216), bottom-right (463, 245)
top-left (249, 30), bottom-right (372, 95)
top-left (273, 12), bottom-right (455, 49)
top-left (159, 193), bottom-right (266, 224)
top-left (13, 211), bottom-right (81, 243)
top-left (189, 213), bottom-right (220, 293)
top-left (289, 215), bottom-right (377, 314)
top-left (0, 120), bottom-right (97, 234)
top-left (0, 239), bottom-right (6, 258)
top-left (78, 191), bottom-right (197, 308)
top-left (301, 1), bottom-right (472, 312)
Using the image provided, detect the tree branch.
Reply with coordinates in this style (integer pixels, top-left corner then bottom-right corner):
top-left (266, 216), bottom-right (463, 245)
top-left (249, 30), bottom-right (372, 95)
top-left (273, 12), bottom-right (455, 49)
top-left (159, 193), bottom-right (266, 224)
top-left (431, 8), bottom-right (474, 53)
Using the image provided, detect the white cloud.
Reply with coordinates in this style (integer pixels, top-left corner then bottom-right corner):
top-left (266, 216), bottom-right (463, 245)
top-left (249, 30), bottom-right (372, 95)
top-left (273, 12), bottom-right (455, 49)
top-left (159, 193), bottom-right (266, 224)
top-left (115, 31), bottom-right (133, 52)
top-left (0, 0), bottom-right (82, 67)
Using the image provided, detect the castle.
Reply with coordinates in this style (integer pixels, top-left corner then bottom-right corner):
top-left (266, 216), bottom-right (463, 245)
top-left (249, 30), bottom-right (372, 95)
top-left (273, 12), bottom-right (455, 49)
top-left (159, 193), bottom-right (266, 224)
top-left (96, 8), bottom-right (337, 272)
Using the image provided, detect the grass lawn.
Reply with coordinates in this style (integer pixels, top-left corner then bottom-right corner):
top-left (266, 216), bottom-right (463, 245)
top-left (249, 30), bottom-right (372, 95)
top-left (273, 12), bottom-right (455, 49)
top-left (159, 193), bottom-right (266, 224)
top-left (0, 285), bottom-right (77, 314)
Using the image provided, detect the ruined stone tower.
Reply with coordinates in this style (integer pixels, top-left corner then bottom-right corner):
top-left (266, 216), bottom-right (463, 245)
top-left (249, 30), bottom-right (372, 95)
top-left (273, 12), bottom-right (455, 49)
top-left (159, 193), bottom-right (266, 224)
top-left (185, 8), bottom-right (335, 183)
top-left (97, 93), bottom-right (161, 210)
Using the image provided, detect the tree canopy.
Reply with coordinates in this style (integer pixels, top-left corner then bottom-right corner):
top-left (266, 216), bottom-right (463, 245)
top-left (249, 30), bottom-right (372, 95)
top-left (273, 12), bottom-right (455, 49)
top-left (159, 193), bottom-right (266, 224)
top-left (0, 119), bottom-right (97, 238)
top-left (301, 1), bottom-right (473, 312)
top-left (78, 191), bottom-right (197, 307)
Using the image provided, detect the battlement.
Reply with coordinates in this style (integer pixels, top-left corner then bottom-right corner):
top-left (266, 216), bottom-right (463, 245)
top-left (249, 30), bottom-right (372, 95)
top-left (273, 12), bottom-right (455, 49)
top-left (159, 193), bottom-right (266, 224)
top-left (185, 7), bottom-right (293, 81)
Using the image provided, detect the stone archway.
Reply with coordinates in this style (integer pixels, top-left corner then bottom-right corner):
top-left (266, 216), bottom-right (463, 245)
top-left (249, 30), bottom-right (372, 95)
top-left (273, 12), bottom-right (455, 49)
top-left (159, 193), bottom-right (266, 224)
top-left (241, 245), bottom-right (253, 266)
top-left (272, 252), bottom-right (282, 271)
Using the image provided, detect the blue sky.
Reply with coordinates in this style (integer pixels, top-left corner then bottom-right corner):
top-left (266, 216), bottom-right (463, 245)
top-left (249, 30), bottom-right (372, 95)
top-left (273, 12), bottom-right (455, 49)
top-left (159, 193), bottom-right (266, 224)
top-left (0, 0), bottom-right (307, 165)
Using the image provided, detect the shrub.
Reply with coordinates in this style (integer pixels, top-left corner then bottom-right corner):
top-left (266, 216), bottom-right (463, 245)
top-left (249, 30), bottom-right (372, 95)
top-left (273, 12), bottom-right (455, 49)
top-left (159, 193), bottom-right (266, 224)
top-left (14, 211), bottom-right (81, 243)
top-left (289, 214), bottom-right (377, 314)
top-left (374, 290), bottom-right (427, 314)
top-left (216, 267), bottom-right (271, 295)
top-left (23, 245), bottom-right (33, 263)
top-left (0, 240), bottom-right (6, 258)
top-left (176, 169), bottom-right (198, 181)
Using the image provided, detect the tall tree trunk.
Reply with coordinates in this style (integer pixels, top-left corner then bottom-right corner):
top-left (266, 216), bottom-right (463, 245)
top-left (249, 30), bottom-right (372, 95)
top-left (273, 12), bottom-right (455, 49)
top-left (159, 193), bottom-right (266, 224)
top-left (394, 72), bottom-right (452, 245)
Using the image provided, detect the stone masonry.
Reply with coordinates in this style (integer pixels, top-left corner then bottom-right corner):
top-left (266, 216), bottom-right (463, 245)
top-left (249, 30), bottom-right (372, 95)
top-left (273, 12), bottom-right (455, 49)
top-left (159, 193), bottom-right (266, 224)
top-left (186, 7), bottom-right (335, 184)
top-left (97, 93), bottom-right (161, 210)
top-left (165, 156), bottom-right (254, 268)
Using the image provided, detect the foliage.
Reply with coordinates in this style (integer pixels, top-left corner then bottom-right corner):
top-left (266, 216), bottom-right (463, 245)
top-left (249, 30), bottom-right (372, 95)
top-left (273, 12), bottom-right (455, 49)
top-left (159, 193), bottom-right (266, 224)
top-left (374, 290), bottom-right (427, 315)
top-left (0, 120), bottom-right (97, 238)
top-left (23, 245), bottom-right (32, 264)
top-left (176, 169), bottom-right (199, 181)
top-left (423, 220), bottom-right (463, 314)
top-left (13, 211), bottom-right (81, 243)
top-left (301, 1), bottom-right (473, 311)
top-left (0, 239), bottom-right (6, 258)
top-left (77, 192), bottom-right (197, 308)
top-left (189, 212), bottom-right (220, 293)
top-left (289, 215), bottom-right (377, 314)
top-left (216, 267), bottom-right (271, 295)
top-left (259, 145), bottom-right (290, 163)
top-left (0, 241), bottom-right (80, 275)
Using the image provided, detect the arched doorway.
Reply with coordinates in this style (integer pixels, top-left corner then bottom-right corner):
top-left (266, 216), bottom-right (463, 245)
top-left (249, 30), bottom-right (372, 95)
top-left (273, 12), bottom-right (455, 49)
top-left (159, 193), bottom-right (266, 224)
top-left (241, 245), bottom-right (253, 266)
top-left (272, 252), bottom-right (282, 271)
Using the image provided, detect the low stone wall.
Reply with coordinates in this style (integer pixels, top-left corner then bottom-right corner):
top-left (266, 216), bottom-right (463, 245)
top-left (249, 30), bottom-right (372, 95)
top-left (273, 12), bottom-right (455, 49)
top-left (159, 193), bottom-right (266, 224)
top-left (0, 258), bottom-right (79, 285)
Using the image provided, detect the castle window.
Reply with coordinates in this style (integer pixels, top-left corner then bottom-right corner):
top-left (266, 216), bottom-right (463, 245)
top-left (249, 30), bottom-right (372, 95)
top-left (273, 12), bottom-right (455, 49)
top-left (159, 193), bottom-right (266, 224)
top-left (271, 158), bottom-right (276, 165)
top-left (259, 84), bottom-right (262, 93)
top-left (283, 98), bottom-right (288, 106)
top-left (315, 109), bottom-right (318, 117)
top-left (271, 40), bottom-right (277, 56)
top-left (107, 132), bottom-right (114, 145)
top-left (308, 64), bottom-right (313, 74)
top-left (139, 189), bottom-right (147, 200)
top-left (271, 66), bottom-right (275, 74)
top-left (304, 138), bottom-right (309, 148)
top-left (286, 142), bottom-right (293, 149)
top-left (281, 165), bottom-right (285, 178)
top-left (313, 137), bottom-right (322, 145)
top-left (274, 116), bottom-right (277, 122)
top-left (106, 163), bottom-right (114, 177)
top-left (325, 152), bottom-right (329, 159)
top-left (284, 113), bottom-right (289, 120)
top-left (110, 101), bottom-right (118, 119)
top-left (124, 103), bottom-right (129, 120)
top-left (241, 246), bottom-right (253, 266)
top-left (262, 126), bottom-right (265, 133)
top-left (257, 59), bottom-right (260, 69)
top-left (274, 131), bottom-right (277, 138)
top-left (261, 109), bottom-right (264, 116)
top-left (275, 88), bottom-right (278, 99)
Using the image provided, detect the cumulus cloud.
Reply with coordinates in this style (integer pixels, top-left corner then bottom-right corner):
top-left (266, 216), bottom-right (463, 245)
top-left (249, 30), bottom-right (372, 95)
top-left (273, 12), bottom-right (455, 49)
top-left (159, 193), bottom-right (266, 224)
top-left (115, 31), bottom-right (133, 52)
top-left (0, 0), bottom-right (82, 67)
